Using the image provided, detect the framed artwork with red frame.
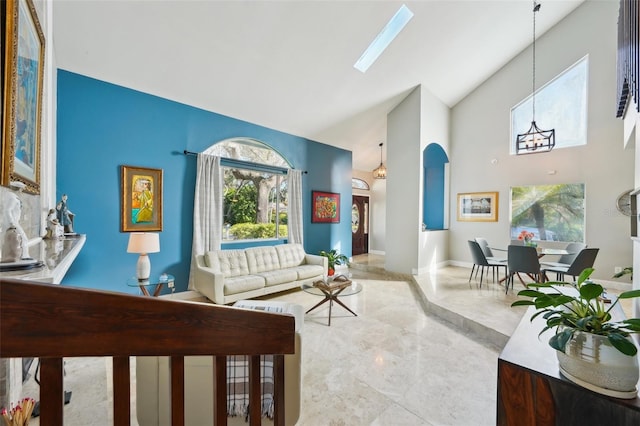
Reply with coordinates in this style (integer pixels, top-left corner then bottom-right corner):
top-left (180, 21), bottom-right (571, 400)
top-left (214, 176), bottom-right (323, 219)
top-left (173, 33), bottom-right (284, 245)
top-left (312, 191), bottom-right (340, 223)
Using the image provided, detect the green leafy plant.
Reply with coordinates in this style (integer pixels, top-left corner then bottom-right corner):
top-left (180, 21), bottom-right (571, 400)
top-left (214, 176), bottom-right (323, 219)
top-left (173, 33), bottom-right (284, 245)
top-left (229, 223), bottom-right (287, 239)
top-left (512, 268), bottom-right (640, 356)
top-left (319, 249), bottom-right (349, 275)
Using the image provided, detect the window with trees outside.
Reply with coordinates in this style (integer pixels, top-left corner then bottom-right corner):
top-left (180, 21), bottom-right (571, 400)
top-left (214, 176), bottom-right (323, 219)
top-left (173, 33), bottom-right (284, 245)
top-left (511, 56), bottom-right (588, 154)
top-left (510, 183), bottom-right (585, 243)
top-left (206, 138), bottom-right (291, 242)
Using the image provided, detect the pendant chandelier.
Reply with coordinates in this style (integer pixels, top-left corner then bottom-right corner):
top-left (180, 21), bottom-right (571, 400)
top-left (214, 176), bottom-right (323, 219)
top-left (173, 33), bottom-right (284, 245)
top-left (372, 142), bottom-right (387, 179)
top-left (516, 1), bottom-right (555, 155)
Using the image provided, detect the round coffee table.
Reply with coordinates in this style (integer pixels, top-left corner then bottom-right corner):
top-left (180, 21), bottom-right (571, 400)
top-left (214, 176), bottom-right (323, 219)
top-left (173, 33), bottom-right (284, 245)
top-left (302, 280), bottom-right (362, 326)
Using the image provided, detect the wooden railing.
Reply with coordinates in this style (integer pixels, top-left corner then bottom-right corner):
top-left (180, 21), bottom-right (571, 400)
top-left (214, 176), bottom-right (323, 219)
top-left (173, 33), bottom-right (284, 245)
top-left (0, 278), bottom-right (295, 426)
top-left (617, 0), bottom-right (639, 117)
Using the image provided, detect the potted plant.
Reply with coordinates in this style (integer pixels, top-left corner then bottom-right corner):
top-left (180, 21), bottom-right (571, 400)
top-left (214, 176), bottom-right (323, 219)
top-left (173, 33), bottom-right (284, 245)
top-left (319, 249), bottom-right (349, 276)
top-left (511, 267), bottom-right (640, 398)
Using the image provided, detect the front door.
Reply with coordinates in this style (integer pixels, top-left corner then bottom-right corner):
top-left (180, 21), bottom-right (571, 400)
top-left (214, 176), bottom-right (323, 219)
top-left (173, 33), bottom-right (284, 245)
top-left (352, 195), bottom-right (369, 255)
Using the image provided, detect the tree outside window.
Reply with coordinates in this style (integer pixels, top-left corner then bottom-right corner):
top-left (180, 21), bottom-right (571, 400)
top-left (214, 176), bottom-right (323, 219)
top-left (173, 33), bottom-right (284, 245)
top-left (207, 138), bottom-right (290, 242)
top-left (510, 183), bottom-right (585, 243)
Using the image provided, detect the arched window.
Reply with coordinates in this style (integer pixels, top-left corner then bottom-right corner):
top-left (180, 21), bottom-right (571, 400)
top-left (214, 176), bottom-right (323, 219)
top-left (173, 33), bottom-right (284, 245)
top-left (206, 138), bottom-right (290, 168)
top-left (206, 138), bottom-right (291, 242)
top-left (352, 178), bottom-right (370, 190)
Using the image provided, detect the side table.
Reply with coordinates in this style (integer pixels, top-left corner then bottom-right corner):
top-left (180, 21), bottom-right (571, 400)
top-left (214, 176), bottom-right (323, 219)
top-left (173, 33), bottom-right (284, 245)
top-left (127, 274), bottom-right (174, 296)
top-left (302, 276), bottom-right (361, 326)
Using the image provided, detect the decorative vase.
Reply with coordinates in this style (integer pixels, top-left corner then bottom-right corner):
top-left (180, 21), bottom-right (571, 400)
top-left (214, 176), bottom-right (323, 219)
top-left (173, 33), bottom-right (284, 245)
top-left (556, 330), bottom-right (639, 399)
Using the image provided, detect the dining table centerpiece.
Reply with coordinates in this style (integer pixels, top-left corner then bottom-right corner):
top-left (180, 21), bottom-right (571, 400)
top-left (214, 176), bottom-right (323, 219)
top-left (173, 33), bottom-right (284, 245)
top-left (517, 230), bottom-right (537, 247)
top-left (511, 267), bottom-right (640, 398)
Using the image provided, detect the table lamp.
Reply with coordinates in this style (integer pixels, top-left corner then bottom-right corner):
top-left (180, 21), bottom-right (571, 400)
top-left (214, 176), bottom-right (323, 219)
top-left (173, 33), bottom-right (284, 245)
top-left (127, 232), bottom-right (160, 281)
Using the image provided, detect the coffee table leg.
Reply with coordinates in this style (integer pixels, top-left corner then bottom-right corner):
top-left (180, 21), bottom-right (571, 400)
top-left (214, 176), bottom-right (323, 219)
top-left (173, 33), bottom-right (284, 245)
top-left (331, 296), bottom-right (357, 317)
top-left (138, 284), bottom-right (150, 296)
top-left (306, 293), bottom-right (331, 314)
top-left (306, 288), bottom-right (357, 326)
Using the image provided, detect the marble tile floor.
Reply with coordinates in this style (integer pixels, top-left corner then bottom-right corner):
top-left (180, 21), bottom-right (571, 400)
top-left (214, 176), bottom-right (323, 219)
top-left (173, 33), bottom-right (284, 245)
top-left (20, 262), bottom-right (530, 426)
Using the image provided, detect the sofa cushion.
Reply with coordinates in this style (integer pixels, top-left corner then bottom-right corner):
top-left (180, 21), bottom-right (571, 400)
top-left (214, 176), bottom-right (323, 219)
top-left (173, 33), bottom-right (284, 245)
top-left (258, 269), bottom-right (299, 287)
top-left (290, 264), bottom-right (325, 280)
top-left (275, 244), bottom-right (306, 269)
top-left (223, 275), bottom-right (265, 295)
top-left (204, 250), bottom-right (250, 278)
top-left (245, 246), bottom-right (281, 274)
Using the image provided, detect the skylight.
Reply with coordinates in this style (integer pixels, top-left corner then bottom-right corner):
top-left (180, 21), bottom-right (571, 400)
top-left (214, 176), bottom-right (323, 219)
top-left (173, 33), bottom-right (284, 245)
top-left (354, 4), bottom-right (414, 73)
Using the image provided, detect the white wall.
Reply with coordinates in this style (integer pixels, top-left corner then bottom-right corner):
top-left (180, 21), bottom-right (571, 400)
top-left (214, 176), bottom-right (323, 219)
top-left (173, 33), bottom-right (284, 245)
top-left (385, 85), bottom-right (451, 274)
top-left (449, 0), bottom-right (632, 282)
top-left (418, 85), bottom-right (451, 273)
top-left (386, 86), bottom-right (421, 273)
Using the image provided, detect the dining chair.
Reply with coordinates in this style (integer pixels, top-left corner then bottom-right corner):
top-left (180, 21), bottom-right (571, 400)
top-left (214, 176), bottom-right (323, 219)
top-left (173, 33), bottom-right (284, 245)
top-left (475, 237), bottom-right (507, 263)
top-left (540, 242), bottom-right (586, 269)
top-left (506, 245), bottom-right (542, 294)
top-left (468, 240), bottom-right (508, 287)
top-left (542, 247), bottom-right (599, 282)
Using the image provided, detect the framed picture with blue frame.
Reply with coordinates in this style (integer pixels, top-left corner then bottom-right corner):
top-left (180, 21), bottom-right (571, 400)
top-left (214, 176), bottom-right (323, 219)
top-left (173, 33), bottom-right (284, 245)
top-left (121, 165), bottom-right (163, 232)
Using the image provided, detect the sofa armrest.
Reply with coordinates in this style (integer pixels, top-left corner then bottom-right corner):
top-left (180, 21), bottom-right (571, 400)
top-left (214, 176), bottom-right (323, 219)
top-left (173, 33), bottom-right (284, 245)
top-left (305, 253), bottom-right (328, 273)
top-left (193, 255), bottom-right (226, 304)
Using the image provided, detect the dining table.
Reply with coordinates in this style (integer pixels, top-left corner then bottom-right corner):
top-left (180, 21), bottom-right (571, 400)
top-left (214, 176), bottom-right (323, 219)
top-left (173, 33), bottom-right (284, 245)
top-left (491, 246), bottom-right (572, 285)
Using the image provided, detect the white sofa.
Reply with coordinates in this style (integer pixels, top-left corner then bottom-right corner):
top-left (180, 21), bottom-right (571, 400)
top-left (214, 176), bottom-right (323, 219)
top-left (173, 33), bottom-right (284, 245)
top-left (136, 300), bottom-right (304, 426)
top-left (194, 243), bottom-right (327, 305)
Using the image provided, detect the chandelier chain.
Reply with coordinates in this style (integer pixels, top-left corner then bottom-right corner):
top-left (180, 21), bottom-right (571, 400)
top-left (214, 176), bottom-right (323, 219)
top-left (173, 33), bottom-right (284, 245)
top-left (532, 0), bottom-right (538, 121)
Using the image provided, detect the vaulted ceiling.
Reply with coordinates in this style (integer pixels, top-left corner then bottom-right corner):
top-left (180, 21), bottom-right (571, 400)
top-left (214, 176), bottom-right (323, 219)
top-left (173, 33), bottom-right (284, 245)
top-left (52, 0), bottom-right (584, 171)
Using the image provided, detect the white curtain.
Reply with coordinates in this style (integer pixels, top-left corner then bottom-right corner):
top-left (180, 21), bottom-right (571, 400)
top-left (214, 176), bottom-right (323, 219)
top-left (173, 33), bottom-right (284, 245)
top-left (287, 169), bottom-right (304, 244)
top-left (189, 153), bottom-right (222, 289)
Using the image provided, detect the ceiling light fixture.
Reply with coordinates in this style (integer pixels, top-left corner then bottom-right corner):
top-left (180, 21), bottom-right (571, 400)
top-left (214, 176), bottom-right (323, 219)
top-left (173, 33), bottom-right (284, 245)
top-left (516, 1), bottom-right (555, 155)
top-left (372, 142), bottom-right (387, 179)
top-left (354, 4), bottom-right (414, 73)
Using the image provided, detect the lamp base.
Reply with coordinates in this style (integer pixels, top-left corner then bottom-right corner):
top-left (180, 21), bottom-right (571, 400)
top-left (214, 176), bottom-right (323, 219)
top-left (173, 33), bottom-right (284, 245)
top-left (136, 253), bottom-right (151, 281)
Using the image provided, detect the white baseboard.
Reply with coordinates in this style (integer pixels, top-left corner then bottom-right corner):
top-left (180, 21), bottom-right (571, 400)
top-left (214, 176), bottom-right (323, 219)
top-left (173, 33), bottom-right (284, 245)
top-left (412, 260), bottom-right (452, 275)
top-left (159, 290), bottom-right (205, 301)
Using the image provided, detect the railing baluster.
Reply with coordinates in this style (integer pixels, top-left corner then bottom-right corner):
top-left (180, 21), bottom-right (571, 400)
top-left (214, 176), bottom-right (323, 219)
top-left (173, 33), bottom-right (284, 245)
top-left (39, 357), bottom-right (63, 426)
top-left (170, 356), bottom-right (185, 426)
top-left (113, 356), bottom-right (130, 425)
top-left (273, 355), bottom-right (285, 426)
top-left (214, 356), bottom-right (227, 426)
top-left (249, 355), bottom-right (261, 426)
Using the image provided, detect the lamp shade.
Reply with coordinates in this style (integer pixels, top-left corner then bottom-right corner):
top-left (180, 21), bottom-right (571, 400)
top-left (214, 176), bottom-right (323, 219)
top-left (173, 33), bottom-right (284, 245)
top-left (127, 232), bottom-right (160, 254)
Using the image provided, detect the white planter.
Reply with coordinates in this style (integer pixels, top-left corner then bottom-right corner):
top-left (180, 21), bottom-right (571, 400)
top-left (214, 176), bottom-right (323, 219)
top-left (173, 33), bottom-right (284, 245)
top-left (556, 330), bottom-right (639, 399)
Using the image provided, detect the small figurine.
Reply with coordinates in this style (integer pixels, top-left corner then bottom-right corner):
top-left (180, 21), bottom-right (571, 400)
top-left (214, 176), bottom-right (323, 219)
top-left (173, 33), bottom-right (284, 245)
top-left (56, 194), bottom-right (75, 233)
top-left (44, 208), bottom-right (64, 239)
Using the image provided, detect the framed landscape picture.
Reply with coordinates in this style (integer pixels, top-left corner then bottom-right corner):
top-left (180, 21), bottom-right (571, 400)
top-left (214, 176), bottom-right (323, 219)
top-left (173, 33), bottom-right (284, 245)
top-left (457, 191), bottom-right (499, 222)
top-left (1, 0), bottom-right (45, 194)
top-left (312, 191), bottom-right (340, 223)
top-left (121, 165), bottom-right (163, 232)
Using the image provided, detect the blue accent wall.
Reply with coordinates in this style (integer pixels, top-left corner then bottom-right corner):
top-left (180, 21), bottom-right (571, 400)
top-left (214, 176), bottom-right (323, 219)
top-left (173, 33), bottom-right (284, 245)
top-left (56, 70), bottom-right (352, 294)
top-left (423, 143), bottom-right (449, 229)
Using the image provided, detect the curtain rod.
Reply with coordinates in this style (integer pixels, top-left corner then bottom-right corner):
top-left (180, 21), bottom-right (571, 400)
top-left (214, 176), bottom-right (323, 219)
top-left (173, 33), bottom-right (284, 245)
top-left (183, 150), bottom-right (307, 173)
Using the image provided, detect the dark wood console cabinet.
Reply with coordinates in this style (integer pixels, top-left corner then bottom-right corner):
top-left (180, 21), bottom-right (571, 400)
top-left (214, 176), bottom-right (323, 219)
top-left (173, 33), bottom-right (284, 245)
top-left (497, 308), bottom-right (640, 425)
